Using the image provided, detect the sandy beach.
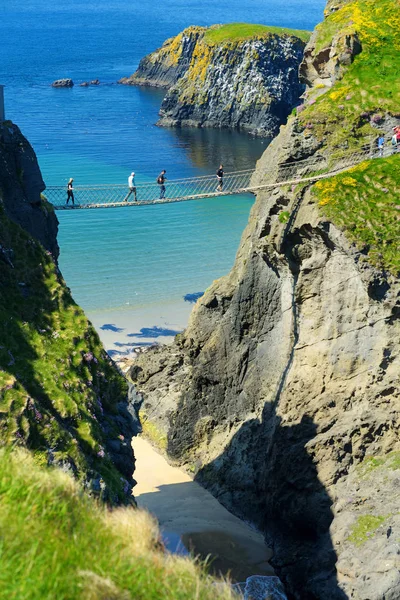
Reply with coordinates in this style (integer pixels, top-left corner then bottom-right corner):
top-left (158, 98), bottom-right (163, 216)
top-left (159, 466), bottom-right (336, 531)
top-left (132, 436), bottom-right (273, 583)
top-left (87, 299), bottom-right (194, 358)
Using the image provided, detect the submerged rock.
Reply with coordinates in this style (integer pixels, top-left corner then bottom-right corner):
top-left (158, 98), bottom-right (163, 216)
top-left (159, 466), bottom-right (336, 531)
top-left (121, 24), bottom-right (308, 137)
top-left (233, 576), bottom-right (288, 600)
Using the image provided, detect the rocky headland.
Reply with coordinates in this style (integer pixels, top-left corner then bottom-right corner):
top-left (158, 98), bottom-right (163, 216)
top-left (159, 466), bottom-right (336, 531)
top-left (120, 23), bottom-right (310, 137)
top-left (129, 1), bottom-right (400, 598)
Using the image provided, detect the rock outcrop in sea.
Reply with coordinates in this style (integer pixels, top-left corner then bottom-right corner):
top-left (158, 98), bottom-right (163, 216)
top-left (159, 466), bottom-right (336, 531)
top-left (120, 24), bottom-right (308, 137)
top-left (52, 78), bottom-right (74, 87)
top-left (0, 122), bottom-right (137, 503)
top-left (130, 1), bottom-right (400, 598)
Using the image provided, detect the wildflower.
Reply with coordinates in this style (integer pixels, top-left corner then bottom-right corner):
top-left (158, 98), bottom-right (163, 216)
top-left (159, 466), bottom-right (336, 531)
top-left (34, 409), bottom-right (43, 422)
top-left (83, 352), bottom-right (94, 362)
top-left (52, 331), bottom-right (60, 339)
top-left (97, 448), bottom-right (105, 458)
top-left (118, 435), bottom-right (125, 441)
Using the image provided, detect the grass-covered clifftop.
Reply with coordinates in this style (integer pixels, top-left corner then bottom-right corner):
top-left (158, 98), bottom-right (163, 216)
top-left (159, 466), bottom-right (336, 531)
top-left (0, 202), bottom-right (134, 502)
top-left (0, 449), bottom-right (234, 600)
top-left (204, 23), bottom-right (311, 45)
top-left (295, 0), bottom-right (400, 274)
top-left (313, 156), bottom-right (400, 273)
top-left (299, 0), bottom-right (400, 148)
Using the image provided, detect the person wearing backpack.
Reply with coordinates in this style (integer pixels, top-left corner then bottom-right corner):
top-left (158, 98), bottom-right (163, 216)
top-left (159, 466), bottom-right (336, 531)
top-left (157, 170), bottom-right (167, 199)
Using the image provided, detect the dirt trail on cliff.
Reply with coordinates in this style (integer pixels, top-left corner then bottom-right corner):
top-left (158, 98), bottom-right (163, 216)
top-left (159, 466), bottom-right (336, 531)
top-left (132, 436), bottom-right (274, 583)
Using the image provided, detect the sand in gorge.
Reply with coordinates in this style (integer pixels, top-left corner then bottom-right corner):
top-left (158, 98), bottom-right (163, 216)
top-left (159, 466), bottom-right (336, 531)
top-left (132, 436), bottom-right (273, 582)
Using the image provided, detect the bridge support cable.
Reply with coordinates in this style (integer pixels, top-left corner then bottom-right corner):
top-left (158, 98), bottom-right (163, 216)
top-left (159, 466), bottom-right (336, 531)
top-left (44, 145), bottom-right (394, 210)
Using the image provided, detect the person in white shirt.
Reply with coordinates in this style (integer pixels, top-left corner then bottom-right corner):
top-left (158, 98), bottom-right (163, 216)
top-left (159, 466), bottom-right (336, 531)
top-left (124, 172), bottom-right (137, 202)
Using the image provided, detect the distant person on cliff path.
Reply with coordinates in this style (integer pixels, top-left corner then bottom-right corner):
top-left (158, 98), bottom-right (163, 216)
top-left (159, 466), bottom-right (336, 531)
top-left (377, 135), bottom-right (385, 157)
top-left (66, 178), bottom-right (74, 205)
top-left (157, 170), bottom-right (167, 199)
top-left (124, 172), bottom-right (137, 202)
top-left (216, 164), bottom-right (224, 192)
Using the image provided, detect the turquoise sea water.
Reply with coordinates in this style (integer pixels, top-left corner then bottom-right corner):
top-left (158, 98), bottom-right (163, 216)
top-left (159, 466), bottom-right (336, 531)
top-left (0, 0), bottom-right (325, 318)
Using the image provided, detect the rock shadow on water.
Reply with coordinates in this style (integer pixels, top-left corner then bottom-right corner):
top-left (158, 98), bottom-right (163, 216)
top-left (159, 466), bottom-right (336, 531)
top-left (127, 326), bottom-right (182, 339)
top-left (184, 292), bottom-right (204, 304)
top-left (100, 323), bottom-right (125, 333)
top-left (168, 412), bottom-right (348, 600)
top-left (114, 342), bottom-right (156, 348)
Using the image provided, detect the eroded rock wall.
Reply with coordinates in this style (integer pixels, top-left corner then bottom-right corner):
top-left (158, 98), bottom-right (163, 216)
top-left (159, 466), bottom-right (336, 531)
top-left (130, 2), bottom-right (400, 596)
top-left (0, 122), bottom-right (59, 258)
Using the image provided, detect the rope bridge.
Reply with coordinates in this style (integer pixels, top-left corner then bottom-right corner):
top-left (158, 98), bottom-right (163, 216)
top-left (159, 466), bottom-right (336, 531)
top-left (45, 146), bottom-right (390, 210)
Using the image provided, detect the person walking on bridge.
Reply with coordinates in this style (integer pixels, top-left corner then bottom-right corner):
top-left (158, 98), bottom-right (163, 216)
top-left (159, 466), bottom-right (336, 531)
top-left (66, 178), bottom-right (74, 205)
top-left (216, 164), bottom-right (224, 192)
top-left (157, 170), bottom-right (167, 200)
top-left (124, 172), bottom-right (137, 202)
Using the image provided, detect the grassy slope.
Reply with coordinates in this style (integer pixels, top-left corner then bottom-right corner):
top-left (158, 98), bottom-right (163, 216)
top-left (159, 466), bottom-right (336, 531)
top-left (313, 156), bottom-right (400, 273)
top-left (299, 0), bottom-right (400, 273)
top-left (0, 203), bottom-right (130, 501)
top-left (300, 0), bottom-right (400, 148)
top-left (0, 450), bottom-right (234, 600)
top-left (204, 23), bottom-right (311, 44)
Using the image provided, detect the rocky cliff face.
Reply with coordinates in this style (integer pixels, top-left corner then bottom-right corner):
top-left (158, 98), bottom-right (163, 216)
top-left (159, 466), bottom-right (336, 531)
top-left (0, 122), bottom-right (59, 257)
top-left (0, 122), bottom-right (137, 503)
top-left (130, 1), bottom-right (400, 597)
top-left (120, 25), bottom-right (308, 138)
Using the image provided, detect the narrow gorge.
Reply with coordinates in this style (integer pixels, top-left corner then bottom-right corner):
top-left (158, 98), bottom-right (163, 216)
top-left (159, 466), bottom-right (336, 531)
top-left (130, 1), bottom-right (400, 598)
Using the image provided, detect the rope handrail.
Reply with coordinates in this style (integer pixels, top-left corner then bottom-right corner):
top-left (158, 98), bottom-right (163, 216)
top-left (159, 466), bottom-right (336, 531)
top-left (44, 143), bottom-right (396, 210)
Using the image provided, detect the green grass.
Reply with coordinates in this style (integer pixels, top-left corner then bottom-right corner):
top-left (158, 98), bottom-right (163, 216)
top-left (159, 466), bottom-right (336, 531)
top-left (312, 155), bottom-right (400, 274)
top-left (0, 449), bottom-right (234, 600)
top-left (347, 514), bottom-right (387, 546)
top-left (358, 452), bottom-right (400, 478)
top-left (141, 416), bottom-right (168, 451)
top-left (204, 23), bottom-right (311, 45)
top-left (299, 0), bottom-right (400, 150)
top-left (0, 203), bottom-right (130, 501)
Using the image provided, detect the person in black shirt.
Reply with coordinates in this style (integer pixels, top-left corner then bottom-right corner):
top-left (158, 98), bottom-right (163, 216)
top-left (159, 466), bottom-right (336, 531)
top-left (66, 178), bottom-right (75, 205)
top-left (216, 164), bottom-right (223, 192)
top-left (157, 170), bottom-right (167, 199)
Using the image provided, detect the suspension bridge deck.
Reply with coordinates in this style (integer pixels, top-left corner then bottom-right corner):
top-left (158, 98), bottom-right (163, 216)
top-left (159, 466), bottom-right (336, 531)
top-left (45, 147), bottom-right (389, 210)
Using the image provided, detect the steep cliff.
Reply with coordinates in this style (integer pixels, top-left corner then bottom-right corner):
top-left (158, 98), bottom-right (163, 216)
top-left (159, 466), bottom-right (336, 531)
top-left (130, 1), bottom-right (400, 598)
top-left (120, 24), bottom-right (309, 137)
top-left (0, 122), bottom-right (136, 503)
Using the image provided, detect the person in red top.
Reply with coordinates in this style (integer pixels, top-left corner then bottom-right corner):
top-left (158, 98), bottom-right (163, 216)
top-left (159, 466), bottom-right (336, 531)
top-left (392, 126), bottom-right (400, 153)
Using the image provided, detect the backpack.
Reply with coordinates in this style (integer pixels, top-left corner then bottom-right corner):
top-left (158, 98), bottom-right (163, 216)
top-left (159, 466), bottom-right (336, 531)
top-left (157, 175), bottom-right (163, 184)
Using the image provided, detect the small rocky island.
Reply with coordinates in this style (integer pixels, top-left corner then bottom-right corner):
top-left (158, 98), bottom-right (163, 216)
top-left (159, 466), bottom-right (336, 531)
top-left (120, 23), bottom-right (310, 137)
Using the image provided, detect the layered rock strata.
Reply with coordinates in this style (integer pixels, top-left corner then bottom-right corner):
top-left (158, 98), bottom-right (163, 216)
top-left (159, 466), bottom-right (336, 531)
top-left (130, 1), bottom-right (400, 597)
top-left (120, 25), bottom-right (307, 137)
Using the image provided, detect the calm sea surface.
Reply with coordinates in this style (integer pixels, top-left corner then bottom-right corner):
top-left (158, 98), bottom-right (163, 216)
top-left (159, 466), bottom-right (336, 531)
top-left (0, 0), bottom-right (325, 319)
